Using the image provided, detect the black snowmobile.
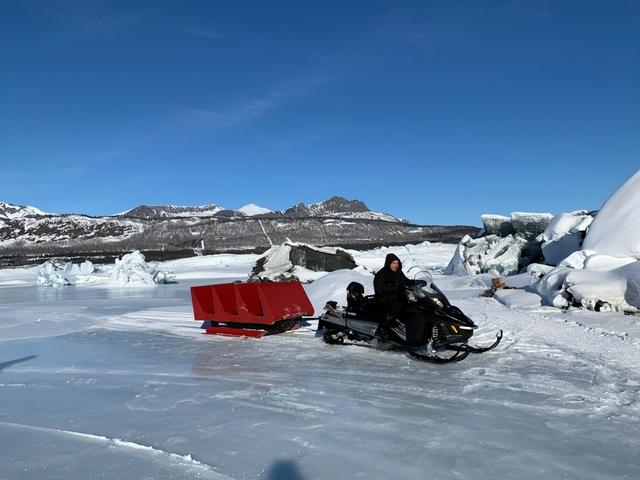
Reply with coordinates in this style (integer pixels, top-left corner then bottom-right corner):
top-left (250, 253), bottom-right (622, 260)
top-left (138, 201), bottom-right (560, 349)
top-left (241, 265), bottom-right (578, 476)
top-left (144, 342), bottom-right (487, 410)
top-left (317, 277), bottom-right (502, 364)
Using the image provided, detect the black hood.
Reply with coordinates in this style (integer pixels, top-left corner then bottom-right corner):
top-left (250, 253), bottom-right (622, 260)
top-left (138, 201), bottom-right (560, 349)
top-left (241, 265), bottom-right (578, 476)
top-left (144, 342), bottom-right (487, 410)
top-left (384, 253), bottom-right (402, 270)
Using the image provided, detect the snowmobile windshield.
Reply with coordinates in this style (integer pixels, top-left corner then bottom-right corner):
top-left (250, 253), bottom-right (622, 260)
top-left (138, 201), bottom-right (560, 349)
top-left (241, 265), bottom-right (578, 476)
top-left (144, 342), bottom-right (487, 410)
top-left (405, 281), bottom-right (450, 307)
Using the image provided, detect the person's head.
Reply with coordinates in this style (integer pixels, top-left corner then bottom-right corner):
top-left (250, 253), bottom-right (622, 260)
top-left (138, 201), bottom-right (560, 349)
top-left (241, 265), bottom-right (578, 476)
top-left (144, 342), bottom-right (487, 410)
top-left (384, 253), bottom-right (402, 272)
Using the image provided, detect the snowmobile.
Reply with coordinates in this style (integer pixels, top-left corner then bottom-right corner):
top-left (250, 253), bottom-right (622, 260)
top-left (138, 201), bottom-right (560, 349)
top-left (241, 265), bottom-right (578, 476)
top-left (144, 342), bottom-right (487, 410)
top-left (317, 277), bottom-right (503, 364)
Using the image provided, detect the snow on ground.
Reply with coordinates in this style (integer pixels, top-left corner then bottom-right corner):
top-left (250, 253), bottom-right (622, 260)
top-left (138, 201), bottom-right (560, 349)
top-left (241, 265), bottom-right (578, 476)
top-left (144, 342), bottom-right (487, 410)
top-left (1, 243), bottom-right (640, 479)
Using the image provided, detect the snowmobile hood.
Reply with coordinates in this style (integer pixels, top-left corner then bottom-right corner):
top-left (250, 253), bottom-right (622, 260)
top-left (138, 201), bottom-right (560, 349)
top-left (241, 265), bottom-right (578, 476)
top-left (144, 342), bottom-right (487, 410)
top-left (384, 253), bottom-right (402, 270)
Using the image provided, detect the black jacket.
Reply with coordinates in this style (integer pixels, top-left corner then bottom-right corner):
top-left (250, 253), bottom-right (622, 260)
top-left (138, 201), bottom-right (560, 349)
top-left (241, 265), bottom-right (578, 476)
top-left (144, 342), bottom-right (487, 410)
top-left (374, 253), bottom-right (410, 300)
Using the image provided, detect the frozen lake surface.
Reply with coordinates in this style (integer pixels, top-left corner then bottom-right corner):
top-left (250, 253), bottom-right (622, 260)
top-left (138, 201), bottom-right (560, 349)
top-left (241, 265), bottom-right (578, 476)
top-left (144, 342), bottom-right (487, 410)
top-left (1, 246), bottom-right (639, 479)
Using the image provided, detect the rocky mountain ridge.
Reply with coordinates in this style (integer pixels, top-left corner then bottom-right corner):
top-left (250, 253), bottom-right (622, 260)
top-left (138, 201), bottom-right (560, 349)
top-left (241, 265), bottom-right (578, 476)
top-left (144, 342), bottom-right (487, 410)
top-left (0, 197), bottom-right (479, 267)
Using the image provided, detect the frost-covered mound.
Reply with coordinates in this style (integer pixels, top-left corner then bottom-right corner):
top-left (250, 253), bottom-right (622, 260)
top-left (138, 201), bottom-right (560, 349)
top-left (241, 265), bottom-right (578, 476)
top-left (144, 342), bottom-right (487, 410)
top-left (582, 169), bottom-right (640, 259)
top-left (445, 234), bottom-right (534, 276)
top-left (109, 251), bottom-right (175, 286)
top-left (37, 260), bottom-right (96, 287)
top-left (250, 243), bottom-right (356, 282)
top-left (537, 211), bottom-right (593, 266)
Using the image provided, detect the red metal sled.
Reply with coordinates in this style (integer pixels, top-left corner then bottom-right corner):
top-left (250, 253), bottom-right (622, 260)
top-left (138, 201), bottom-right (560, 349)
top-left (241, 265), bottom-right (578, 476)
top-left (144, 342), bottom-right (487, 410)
top-left (190, 281), bottom-right (314, 337)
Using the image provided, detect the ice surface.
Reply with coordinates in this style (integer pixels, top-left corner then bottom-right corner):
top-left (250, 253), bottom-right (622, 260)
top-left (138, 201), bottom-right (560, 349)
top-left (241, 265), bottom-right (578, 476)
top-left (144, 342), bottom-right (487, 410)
top-left (1, 244), bottom-right (640, 479)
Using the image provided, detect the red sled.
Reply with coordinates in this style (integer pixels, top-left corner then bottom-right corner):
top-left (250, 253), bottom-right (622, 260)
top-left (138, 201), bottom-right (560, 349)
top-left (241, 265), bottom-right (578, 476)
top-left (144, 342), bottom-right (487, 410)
top-left (190, 281), bottom-right (315, 337)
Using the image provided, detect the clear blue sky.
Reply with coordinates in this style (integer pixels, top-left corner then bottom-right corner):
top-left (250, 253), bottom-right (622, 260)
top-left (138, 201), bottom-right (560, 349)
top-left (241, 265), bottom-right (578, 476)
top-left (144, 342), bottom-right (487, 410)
top-left (1, 1), bottom-right (638, 225)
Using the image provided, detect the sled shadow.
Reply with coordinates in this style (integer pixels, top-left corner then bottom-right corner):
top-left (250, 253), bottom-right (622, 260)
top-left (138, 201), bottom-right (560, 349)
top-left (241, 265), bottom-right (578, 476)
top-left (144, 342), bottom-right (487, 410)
top-left (0, 355), bottom-right (38, 372)
top-left (266, 459), bottom-right (306, 480)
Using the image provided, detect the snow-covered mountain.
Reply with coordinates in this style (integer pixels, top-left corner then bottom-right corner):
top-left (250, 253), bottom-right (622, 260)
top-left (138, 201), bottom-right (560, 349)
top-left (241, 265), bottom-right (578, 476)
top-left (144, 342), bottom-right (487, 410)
top-left (238, 203), bottom-right (273, 216)
top-left (0, 197), bottom-right (479, 267)
top-left (0, 201), bottom-right (49, 219)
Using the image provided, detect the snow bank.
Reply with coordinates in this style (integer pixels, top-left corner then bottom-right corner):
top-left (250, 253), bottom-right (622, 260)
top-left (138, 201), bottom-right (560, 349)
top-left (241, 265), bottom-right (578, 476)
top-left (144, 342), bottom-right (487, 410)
top-left (582, 169), bottom-right (640, 259)
top-left (108, 251), bottom-right (175, 286)
top-left (530, 262), bottom-right (639, 312)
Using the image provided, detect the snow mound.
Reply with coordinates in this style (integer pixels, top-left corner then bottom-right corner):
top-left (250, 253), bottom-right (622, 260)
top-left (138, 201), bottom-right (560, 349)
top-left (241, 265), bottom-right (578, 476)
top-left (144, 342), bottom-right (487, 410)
top-left (530, 261), bottom-right (640, 312)
top-left (524, 170), bottom-right (640, 313)
top-left (582, 169), bottom-right (640, 259)
top-left (108, 251), bottom-right (176, 286)
top-left (537, 211), bottom-right (593, 266)
top-left (303, 268), bottom-right (374, 315)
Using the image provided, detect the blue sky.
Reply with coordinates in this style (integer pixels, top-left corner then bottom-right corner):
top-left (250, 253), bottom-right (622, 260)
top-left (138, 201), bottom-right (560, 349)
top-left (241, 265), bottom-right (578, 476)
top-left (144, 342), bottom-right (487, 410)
top-left (1, 0), bottom-right (638, 225)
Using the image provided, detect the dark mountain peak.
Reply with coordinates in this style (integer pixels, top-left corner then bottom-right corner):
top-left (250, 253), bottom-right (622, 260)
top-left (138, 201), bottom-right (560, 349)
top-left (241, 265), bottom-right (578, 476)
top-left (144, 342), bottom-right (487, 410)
top-left (120, 204), bottom-right (223, 220)
top-left (282, 196), bottom-right (369, 217)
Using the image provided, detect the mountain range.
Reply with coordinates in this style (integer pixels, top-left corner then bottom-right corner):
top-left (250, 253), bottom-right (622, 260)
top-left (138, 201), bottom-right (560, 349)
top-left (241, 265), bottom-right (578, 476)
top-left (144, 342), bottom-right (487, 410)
top-left (0, 197), bottom-right (479, 267)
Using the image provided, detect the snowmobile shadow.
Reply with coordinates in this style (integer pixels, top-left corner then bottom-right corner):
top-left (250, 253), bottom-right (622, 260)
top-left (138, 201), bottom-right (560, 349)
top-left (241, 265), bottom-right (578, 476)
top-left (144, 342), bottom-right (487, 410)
top-left (0, 355), bottom-right (38, 372)
top-left (265, 459), bottom-right (306, 480)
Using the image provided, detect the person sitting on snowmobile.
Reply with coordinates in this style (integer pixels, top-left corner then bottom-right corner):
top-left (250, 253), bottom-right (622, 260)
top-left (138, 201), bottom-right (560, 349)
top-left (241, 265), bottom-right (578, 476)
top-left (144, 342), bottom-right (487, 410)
top-left (374, 253), bottom-right (411, 334)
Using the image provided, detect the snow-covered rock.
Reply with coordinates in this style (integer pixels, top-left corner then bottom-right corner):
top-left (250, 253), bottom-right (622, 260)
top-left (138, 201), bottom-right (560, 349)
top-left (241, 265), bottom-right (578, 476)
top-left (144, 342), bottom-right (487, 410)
top-left (582, 169), bottom-right (640, 259)
top-left (251, 243), bottom-right (356, 281)
top-left (108, 251), bottom-right (176, 286)
top-left (537, 211), bottom-right (593, 266)
top-left (444, 234), bottom-right (528, 276)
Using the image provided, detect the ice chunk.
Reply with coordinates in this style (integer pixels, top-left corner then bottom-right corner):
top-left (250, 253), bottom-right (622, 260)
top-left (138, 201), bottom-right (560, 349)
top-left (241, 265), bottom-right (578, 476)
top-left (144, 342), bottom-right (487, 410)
top-left (481, 214), bottom-right (514, 237)
top-left (511, 212), bottom-right (554, 239)
top-left (109, 251), bottom-right (176, 286)
top-left (37, 261), bottom-right (72, 287)
top-left (444, 234), bottom-right (528, 276)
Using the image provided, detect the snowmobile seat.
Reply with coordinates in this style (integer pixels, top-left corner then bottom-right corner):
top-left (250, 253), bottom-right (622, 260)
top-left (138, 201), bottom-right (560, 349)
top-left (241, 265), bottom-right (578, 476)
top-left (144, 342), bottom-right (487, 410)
top-left (346, 282), bottom-right (366, 313)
